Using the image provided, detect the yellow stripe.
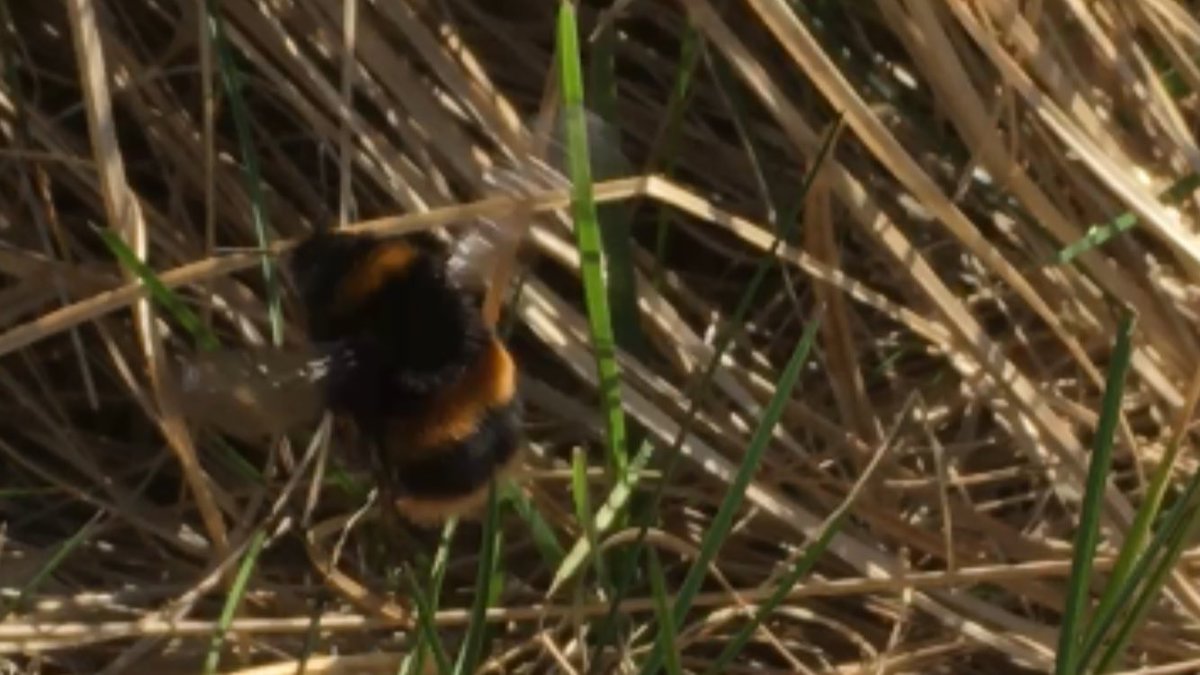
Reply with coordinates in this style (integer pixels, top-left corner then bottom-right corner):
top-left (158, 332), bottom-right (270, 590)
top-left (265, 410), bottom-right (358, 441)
top-left (387, 337), bottom-right (516, 456)
top-left (393, 447), bottom-right (524, 525)
top-left (336, 240), bottom-right (419, 311)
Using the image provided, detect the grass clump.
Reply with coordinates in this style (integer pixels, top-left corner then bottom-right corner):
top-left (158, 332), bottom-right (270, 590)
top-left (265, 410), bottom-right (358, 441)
top-left (3, 2), bottom-right (1200, 673)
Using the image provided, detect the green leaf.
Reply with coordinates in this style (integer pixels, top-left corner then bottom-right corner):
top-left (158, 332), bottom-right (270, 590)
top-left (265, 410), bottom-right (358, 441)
top-left (0, 516), bottom-right (99, 619)
top-left (586, 114), bottom-right (846, 668)
top-left (1057, 173), bottom-right (1200, 264)
top-left (556, 0), bottom-right (629, 476)
top-left (95, 227), bottom-right (220, 351)
top-left (1092, 497), bottom-right (1200, 671)
top-left (638, 314), bottom-right (822, 674)
top-left (650, 28), bottom-right (702, 293)
top-left (647, 549), bottom-right (682, 675)
top-left (452, 483), bottom-right (502, 674)
top-left (503, 481), bottom-right (564, 567)
top-left (203, 528), bottom-right (267, 675)
top-left (204, 0), bottom-right (283, 346)
top-left (550, 438), bottom-right (654, 595)
top-left (1055, 311), bottom-right (1135, 674)
top-left (1080, 451), bottom-right (1200, 669)
top-left (586, 20), bottom-right (646, 359)
top-left (705, 481), bottom-right (849, 672)
top-left (401, 520), bottom-right (458, 675)
top-left (404, 565), bottom-right (452, 675)
top-left (571, 446), bottom-right (611, 594)
top-left (1081, 360), bottom-right (1196, 665)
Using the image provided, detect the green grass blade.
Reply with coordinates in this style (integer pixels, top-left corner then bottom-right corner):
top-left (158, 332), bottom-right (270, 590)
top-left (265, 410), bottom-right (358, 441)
top-left (503, 481), bottom-right (564, 567)
top-left (0, 515), bottom-right (100, 619)
top-left (204, 0), bottom-right (282, 346)
top-left (209, 436), bottom-right (265, 485)
top-left (650, 28), bottom-right (701, 292)
top-left (586, 115), bottom-right (845, 670)
top-left (551, 438), bottom-right (654, 595)
top-left (647, 548), bottom-right (682, 675)
top-left (631, 110), bottom-right (844, 533)
top-left (1081, 386), bottom-right (1196, 663)
top-left (570, 446), bottom-right (611, 594)
top-left (401, 520), bottom-right (458, 675)
top-left (95, 227), bottom-right (220, 351)
top-left (703, 394), bottom-right (912, 673)
top-left (1055, 311), bottom-right (1136, 675)
top-left (1057, 173), bottom-right (1200, 264)
top-left (202, 528), bottom-right (266, 675)
top-left (637, 314), bottom-right (821, 675)
top-left (1079, 460), bottom-right (1200, 667)
top-left (673, 315), bottom-right (822, 618)
top-left (705, 488), bottom-right (848, 672)
top-left (429, 520), bottom-right (459, 600)
top-left (1092, 498), bottom-right (1200, 672)
top-left (452, 483), bottom-right (502, 674)
top-left (556, 0), bottom-right (628, 476)
top-left (0, 487), bottom-right (60, 498)
top-left (323, 462), bottom-right (368, 500)
top-left (586, 21), bottom-right (646, 359)
top-left (404, 565), bottom-right (452, 675)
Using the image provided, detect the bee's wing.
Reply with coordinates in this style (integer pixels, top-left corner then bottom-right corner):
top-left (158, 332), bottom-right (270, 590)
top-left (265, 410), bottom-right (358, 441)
top-left (176, 346), bottom-right (333, 443)
top-left (445, 110), bottom-right (632, 308)
top-left (539, 110), bottom-right (632, 190)
top-left (441, 158), bottom-right (559, 287)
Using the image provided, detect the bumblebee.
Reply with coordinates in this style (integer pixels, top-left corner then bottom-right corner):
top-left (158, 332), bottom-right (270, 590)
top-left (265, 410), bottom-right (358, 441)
top-left (180, 227), bottom-right (524, 526)
top-left (281, 229), bottom-right (522, 524)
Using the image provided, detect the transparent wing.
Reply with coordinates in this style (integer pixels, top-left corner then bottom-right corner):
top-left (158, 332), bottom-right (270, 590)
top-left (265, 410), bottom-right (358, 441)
top-left (445, 109), bottom-right (632, 294)
top-left (176, 346), bottom-right (340, 442)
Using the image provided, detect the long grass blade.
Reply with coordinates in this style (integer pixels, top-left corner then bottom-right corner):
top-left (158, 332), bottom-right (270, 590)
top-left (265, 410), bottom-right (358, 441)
top-left (705, 394), bottom-right (914, 673)
top-left (202, 528), bottom-right (266, 675)
top-left (1058, 173), bottom-right (1200, 263)
top-left (586, 114), bottom-right (845, 669)
top-left (647, 548), bottom-right (682, 675)
top-left (95, 227), bottom-right (220, 351)
top-left (1055, 311), bottom-right (1136, 674)
top-left (401, 520), bottom-right (459, 675)
top-left (1080, 367), bottom-right (1200, 667)
top-left (550, 438), bottom-right (653, 595)
top-left (650, 27), bottom-right (702, 292)
top-left (503, 482), bottom-right (565, 567)
top-left (203, 0), bottom-right (282, 346)
top-left (452, 483), bottom-right (502, 674)
top-left (1079, 454), bottom-right (1200, 667)
top-left (639, 313), bottom-right (822, 675)
top-left (586, 19), bottom-right (646, 358)
top-left (0, 514), bottom-right (100, 619)
top-left (403, 565), bottom-right (452, 675)
top-left (571, 446), bottom-right (610, 593)
top-left (556, 0), bottom-right (629, 475)
top-left (1092, 497), bottom-right (1200, 671)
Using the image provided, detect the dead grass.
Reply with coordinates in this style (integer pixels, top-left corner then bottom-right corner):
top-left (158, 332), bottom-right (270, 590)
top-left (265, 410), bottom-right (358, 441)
top-left (3, 1), bottom-right (1200, 673)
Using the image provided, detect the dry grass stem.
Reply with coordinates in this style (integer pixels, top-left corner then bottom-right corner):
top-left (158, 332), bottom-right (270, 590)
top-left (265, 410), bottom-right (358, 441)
top-left (4, 1), bottom-right (1200, 672)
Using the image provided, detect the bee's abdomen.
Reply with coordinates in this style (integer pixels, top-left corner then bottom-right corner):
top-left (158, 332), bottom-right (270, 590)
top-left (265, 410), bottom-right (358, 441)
top-left (383, 336), bottom-right (522, 521)
top-left (392, 403), bottom-right (520, 499)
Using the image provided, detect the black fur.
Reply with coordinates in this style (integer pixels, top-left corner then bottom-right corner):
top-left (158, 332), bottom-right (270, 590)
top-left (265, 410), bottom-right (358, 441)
top-left (289, 231), bottom-right (490, 430)
top-left (288, 229), bottom-right (519, 513)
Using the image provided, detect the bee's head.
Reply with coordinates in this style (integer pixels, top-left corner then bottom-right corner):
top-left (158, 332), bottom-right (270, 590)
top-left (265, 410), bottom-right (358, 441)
top-left (289, 231), bottom-right (373, 293)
